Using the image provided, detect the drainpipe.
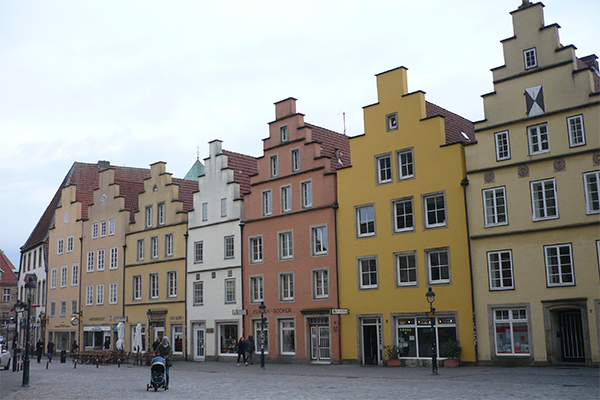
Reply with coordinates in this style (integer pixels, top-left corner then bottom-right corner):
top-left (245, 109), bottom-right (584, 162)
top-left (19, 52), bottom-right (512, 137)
top-left (183, 231), bottom-right (189, 361)
top-left (78, 222), bottom-right (84, 353)
top-left (239, 221), bottom-right (245, 337)
top-left (332, 202), bottom-right (342, 365)
top-left (461, 177), bottom-right (478, 365)
top-left (121, 243), bottom-right (126, 326)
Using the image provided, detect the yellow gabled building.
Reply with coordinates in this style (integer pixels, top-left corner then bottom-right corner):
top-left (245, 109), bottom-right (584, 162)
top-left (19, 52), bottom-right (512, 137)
top-left (336, 67), bottom-right (476, 365)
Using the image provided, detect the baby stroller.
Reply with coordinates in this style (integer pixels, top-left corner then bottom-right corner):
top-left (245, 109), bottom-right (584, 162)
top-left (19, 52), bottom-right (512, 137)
top-left (147, 356), bottom-right (167, 391)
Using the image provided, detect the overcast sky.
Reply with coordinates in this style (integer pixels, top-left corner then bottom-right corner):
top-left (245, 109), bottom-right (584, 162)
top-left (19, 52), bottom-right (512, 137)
top-left (1, 0), bottom-right (598, 268)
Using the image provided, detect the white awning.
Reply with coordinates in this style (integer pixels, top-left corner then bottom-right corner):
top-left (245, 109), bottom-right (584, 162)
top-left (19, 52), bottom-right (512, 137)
top-left (83, 326), bottom-right (111, 332)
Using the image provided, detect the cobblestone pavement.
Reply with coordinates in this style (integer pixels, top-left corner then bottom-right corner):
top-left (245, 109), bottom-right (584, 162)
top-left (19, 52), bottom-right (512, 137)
top-left (1, 359), bottom-right (598, 400)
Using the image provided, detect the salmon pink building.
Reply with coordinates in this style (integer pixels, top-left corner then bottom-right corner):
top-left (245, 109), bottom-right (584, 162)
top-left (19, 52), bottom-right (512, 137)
top-left (243, 98), bottom-right (350, 363)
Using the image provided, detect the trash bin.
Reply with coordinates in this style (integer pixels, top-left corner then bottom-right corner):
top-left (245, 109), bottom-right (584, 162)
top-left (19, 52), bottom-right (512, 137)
top-left (60, 350), bottom-right (67, 363)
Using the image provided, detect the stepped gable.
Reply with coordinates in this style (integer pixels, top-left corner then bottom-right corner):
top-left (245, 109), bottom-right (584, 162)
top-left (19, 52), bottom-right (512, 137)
top-left (171, 177), bottom-right (198, 212)
top-left (222, 149), bottom-right (258, 196)
top-left (112, 165), bottom-right (151, 222)
top-left (306, 123), bottom-right (351, 171)
top-left (425, 101), bottom-right (475, 145)
top-left (576, 57), bottom-right (600, 93)
top-left (0, 251), bottom-right (18, 283)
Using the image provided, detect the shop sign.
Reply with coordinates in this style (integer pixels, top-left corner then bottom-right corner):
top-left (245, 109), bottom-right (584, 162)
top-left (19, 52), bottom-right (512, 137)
top-left (331, 309), bottom-right (349, 315)
top-left (114, 316), bottom-right (128, 322)
top-left (232, 309), bottom-right (247, 316)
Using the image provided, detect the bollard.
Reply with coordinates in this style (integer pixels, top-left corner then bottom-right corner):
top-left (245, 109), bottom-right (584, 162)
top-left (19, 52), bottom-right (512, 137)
top-left (96, 357), bottom-right (99, 368)
top-left (74, 358), bottom-right (77, 369)
top-left (46, 360), bottom-right (49, 369)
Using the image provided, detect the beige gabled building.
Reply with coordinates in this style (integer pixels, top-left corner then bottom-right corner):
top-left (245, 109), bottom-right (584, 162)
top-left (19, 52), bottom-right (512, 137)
top-left (465, 1), bottom-right (599, 366)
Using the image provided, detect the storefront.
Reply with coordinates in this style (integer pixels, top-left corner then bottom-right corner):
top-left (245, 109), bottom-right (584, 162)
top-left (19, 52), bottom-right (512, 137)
top-left (83, 326), bottom-right (111, 350)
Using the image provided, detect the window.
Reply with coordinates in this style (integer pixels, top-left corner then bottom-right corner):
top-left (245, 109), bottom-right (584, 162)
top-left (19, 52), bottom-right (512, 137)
top-left (150, 236), bottom-right (159, 259)
top-left (280, 273), bottom-right (294, 301)
top-left (172, 325), bottom-right (183, 354)
top-left (545, 244), bottom-right (574, 287)
top-left (224, 235), bottom-right (234, 259)
top-left (109, 283), bottom-right (118, 304)
top-left (110, 247), bottom-right (118, 269)
top-left (279, 125), bottom-right (288, 143)
top-left (109, 219), bottom-right (115, 235)
top-left (397, 148), bottom-right (414, 180)
top-left (567, 115), bottom-right (585, 147)
top-left (523, 48), bottom-right (537, 69)
top-left (225, 278), bottom-right (236, 303)
top-left (145, 205), bottom-right (153, 228)
top-left (358, 257), bottom-right (378, 289)
top-left (376, 154), bottom-right (392, 184)
top-left (527, 123), bottom-right (549, 155)
top-left (92, 223), bottom-right (98, 239)
top-left (356, 205), bottom-right (375, 237)
top-left (583, 171), bottom-right (600, 214)
top-left (427, 248), bottom-right (450, 284)
top-left (165, 233), bottom-right (174, 257)
top-left (313, 269), bottom-right (329, 299)
top-left (2, 288), bottom-right (9, 302)
top-left (281, 185), bottom-right (292, 212)
top-left (137, 239), bottom-right (145, 261)
top-left (488, 250), bottom-right (514, 290)
top-left (202, 202), bottom-right (208, 221)
top-left (280, 319), bottom-right (295, 355)
top-left (49, 301), bottom-right (56, 317)
top-left (393, 197), bottom-right (414, 232)
top-left (64, 212), bottom-right (68, 224)
top-left (167, 271), bottom-right (177, 297)
top-left (249, 236), bottom-right (263, 264)
top-left (219, 324), bottom-right (238, 355)
top-left (301, 181), bottom-right (312, 208)
top-left (158, 203), bottom-right (166, 225)
top-left (494, 131), bottom-right (511, 161)
top-left (149, 273), bottom-right (159, 299)
top-left (50, 268), bottom-right (57, 289)
top-left (60, 265), bottom-right (68, 287)
top-left (262, 190), bottom-right (272, 216)
top-left (279, 231), bottom-right (293, 260)
top-left (100, 220), bottom-right (107, 237)
top-left (71, 264), bottom-right (78, 286)
top-left (291, 149), bottom-right (301, 172)
top-left (194, 241), bottom-right (204, 263)
top-left (220, 198), bottom-right (227, 217)
top-left (193, 281), bottom-right (203, 305)
top-left (87, 251), bottom-right (94, 272)
top-left (396, 315), bottom-right (457, 358)
top-left (60, 300), bottom-right (67, 317)
top-left (423, 193), bottom-right (447, 228)
top-left (494, 309), bottom-right (529, 355)
top-left (396, 251), bottom-right (417, 286)
top-left (483, 187), bottom-right (508, 227)
top-left (70, 299), bottom-right (77, 316)
top-left (86, 286), bottom-right (93, 306)
top-left (311, 226), bottom-right (328, 256)
top-left (530, 178), bottom-right (558, 220)
top-left (253, 319), bottom-right (269, 354)
top-left (250, 276), bottom-right (264, 303)
top-left (133, 275), bottom-right (142, 300)
top-left (96, 284), bottom-right (104, 305)
top-left (270, 154), bottom-right (279, 178)
top-left (66, 236), bottom-right (74, 253)
top-left (57, 238), bottom-right (64, 255)
top-left (97, 249), bottom-right (105, 271)
top-left (386, 112), bottom-right (398, 132)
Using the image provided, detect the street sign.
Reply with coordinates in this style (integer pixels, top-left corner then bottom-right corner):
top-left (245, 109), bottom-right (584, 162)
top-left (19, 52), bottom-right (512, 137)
top-left (114, 316), bottom-right (128, 322)
top-left (232, 309), bottom-right (247, 316)
top-left (331, 309), bottom-right (349, 315)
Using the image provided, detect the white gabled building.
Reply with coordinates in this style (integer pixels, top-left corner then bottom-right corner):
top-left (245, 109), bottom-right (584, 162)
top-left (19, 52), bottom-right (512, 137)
top-left (186, 140), bottom-right (257, 361)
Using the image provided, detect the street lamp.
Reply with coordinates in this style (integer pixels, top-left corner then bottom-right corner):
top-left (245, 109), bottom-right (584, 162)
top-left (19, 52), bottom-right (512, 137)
top-left (11, 300), bottom-right (26, 371)
top-left (22, 275), bottom-right (37, 386)
top-left (258, 301), bottom-right (266, 370)
top-left (425, 287), bottom-right (438, 375)
top-left (146, 309), bottom-right (152, 352)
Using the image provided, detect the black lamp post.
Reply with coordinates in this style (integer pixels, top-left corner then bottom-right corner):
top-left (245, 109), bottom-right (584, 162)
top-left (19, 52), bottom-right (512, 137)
top-left (22, 275), bottom-right (37, 386)
top-left (258, 301), bottom-right (266, 370)
top-left (11, 300), bottom-right (25, 372)
top-left (426, 287), bottom-right (438, 375)
top-left (146, 309), bottom-right (152, 352)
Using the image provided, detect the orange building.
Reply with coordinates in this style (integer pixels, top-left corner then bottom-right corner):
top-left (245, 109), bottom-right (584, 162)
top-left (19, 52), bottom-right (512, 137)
top-left (243, 98), bottom-right (350, 363)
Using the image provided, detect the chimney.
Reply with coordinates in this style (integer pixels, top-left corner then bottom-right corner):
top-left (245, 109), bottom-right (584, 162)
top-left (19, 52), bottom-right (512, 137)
top-left (580, 54), bottom-right (599, 73)
top-left (98, 160), bottom-right (110, 170)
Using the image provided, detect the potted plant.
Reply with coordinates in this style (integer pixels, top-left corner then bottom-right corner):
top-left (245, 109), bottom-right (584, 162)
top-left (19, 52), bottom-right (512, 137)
top-left (384, 345), bottom-right (401, 367)
top-left (442, 339), bottom-right (462, 367)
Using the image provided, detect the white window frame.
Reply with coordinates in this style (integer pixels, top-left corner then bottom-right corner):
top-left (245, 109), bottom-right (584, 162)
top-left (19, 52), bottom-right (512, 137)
top-left (530, 178), bottom-right (558, 221)
top-left (149, 273), bottom-right (159, 299)
top-left (270, 154), bottom-right (279, 178)
top-left (523, 47), bottom-right (537, 69)
top-left (483, 187), bottom-right (508, 227)
top-left (92, 223), bottom-right (98, 239)
top-left (145, 205), bottom-right (153, 228)
top-left (109, 283), bottom-right (118, 304)
top-left (71, 264), bottom-right (78, 286)
top-left (202, 202), bottom-right (208, 221)
top-left (376, 153), bottom-right (392, 184)
top-left (567, 115), bottom-right (585, 147)
top-left (193, 281), bottom-right (203, 306)
top-left (386, 112), bottom-right (398, 132)
top-left (50, 268), bottom-right (57, 289)
top-left (250, 275), bottom-right (264, 303)
top-left (301, 180), bottom-right (313, 209)
top-left (221, 198), bottom-right (227, 217)
top-left (312, 268), bottom-right (329, 299)
top-left (66, 235), bottom-right (74, 253)
top-left (423, 192), bottom-right (447, 229)
top-left (137, 239), bottom-right (145, 261)
top-left (279, 319), bottom-right (295, 355)
top-left (165, 233), bottom-right (174, 257)
top-left (358, 257), bottom-right (378, 290)
top-left (281, 185), bottom-right (292, 213)
top-left (60, 265), bottom-right (68, 288)
top-left (262, 190), bottom-right (273, 216)
top-left (494, 130), bottom-right (511, 161)
top-left (426, 248), bottom-right (451, 285)
top-left (133, 275), bottom-right (142, 301)
top-left (194, 241), bottom-right (204, 263)
top-left (311, 225), bottom-right (328, 256)
top-left (57, 238), bottom-right (64, 255)
top-left (527, 123), bottom-right (550, 155)
top-left (167, 271), bottom-right (177, 298)
top-left (100, 220), bottom-right (107, 237)
top-left (397, 148), bottom-right (414, 180)
top-left (487, 250), bottom-right (514, 290)
top-left (96, 284), bottom-right (104, 305)
top-left (279, 272), bottom-right (294, 301)
top-left (97, 248), bottom-right (105, 271)
top-left (49, 301), bottom-right (56, 317)
top-left (150, 236), bottom-right (159, 259)
top-left (108, 219), bottom-right (115, 236)
top-left (158, 202), bottom-right (166, 225)
top-left (249, 236), bottom-right (263, 264)
top-left (493, 308), bottom-right (530, 355)
top-left (85, 286), bottom-right (93, 306)
top-left (278, 231), bottom-right (293, 261)
top-left (225, 278), bottom-right (236, 304)
top-left (279, 125), bottom-right (289, 143)
top-left (70, 299), bottom-right (78, 316)
top-left (60, 300), bottom-right (67, 317)
top-left (544, 243), bottom-right (575, 287)
top-left (224, 235), bottom-right (234, 259)
top-left (392, 197), bottom-right (414, 233)
top-left (87, 251), bottom-right (94, 272)
top-left (583, 171), bottom-right (600, 214)
top-left (291, 148), bottom-right (301, 172)
top-left (356, 204), bottom-right (375, 238)
top-left (395, 251), bottom-right (418, 287)
top-left (110, 247), bottom-right (118, 269)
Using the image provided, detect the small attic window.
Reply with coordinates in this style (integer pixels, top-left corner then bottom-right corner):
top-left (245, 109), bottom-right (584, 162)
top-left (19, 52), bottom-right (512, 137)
top-left (335, 149), bottom-right (343, 164)
top-left (461, 132), bottom-right (470, 141)
top-left (153, 185), bottom-right (158, 192)
top-left (279, 125), bottom-right (289, 143)
top-left (524, 48), bottom-right (537, 69)
top-left (101, 194), bottom-right (107, 202)
top-left (386, 112), bottom-right (398, 132)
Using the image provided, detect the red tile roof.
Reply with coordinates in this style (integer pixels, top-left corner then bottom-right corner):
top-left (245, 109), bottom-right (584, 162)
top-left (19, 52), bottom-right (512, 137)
top-left (171, 178), bottom-right (198, 212)
top-left (425, 102), bottom-right (475, 145)
top-left (0, 251), bottom-right (18, 283)
top-left (222, 150), bottom-right (258, 196)
top-left (306, 123), bottom-right (351, 171)
top-left (576, 57), bottom-right (600, 93)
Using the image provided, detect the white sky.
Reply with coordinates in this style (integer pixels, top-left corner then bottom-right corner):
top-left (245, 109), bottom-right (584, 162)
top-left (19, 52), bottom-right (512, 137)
top-left (1, 0), bottom-right (598, 267)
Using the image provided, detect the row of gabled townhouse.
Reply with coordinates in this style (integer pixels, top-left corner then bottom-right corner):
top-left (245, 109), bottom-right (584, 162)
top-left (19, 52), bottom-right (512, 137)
top-left (17, 1), bottom-right (598, 367)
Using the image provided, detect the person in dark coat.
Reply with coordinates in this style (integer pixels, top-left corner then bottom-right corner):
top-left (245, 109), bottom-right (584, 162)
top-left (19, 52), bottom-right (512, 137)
top-left (47, 339), bottom-right (55, 363)
top-left (236, 336), bottom-right (247, 366)
top-left (103, 337), bottom-right (111, 350)
top-left (152, 337), bottom-right (160, 352)
top-left (246, 335), bottom-right (256, 365)
top-left (71, 340), bottom-right (79, 354)
top-left (154, 336), bottom-right (172, 390)
top-left (36, 339), bottom-right (44, 363)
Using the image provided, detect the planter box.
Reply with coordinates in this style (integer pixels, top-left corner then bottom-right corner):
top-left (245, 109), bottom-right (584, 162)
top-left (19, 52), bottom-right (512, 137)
top-left (443, 359), bottom-right (459, 367)
top-left (386, 359), bottom-right (402, 367)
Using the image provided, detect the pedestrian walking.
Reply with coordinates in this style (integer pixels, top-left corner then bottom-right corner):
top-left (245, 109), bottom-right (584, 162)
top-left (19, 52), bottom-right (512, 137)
top-left (236, 336), bottom-right (247, 366)
top-left (246, 335), bottom-right (255, 365)
top-left (103, 337), bottom-right (111, 350)
top-left (154, 336), bottom-right (172, 390)
top-left (36, 339), bottom-right (44, 363)
top-left (71, 340), bottom-right (79, 355)
top-left (152, 337), bottom-right (160, 352)
top-left (47, 339), bottom-right (54, 363)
